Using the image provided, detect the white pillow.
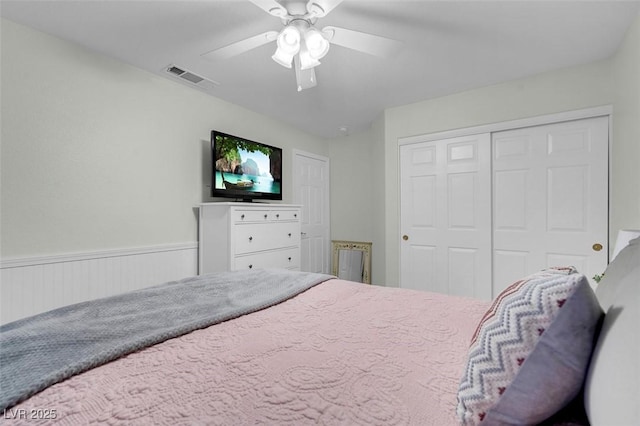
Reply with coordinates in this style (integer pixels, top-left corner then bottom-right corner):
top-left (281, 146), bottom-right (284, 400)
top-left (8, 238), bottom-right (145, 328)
top-left (595, 236), bottom-right (639, 311)
top-left (585, 241), bottom-right (640, 425)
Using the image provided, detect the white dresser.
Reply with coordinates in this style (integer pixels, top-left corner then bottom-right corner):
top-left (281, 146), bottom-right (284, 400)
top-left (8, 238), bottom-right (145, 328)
top-left (198, 202), bottom-right (302, 274)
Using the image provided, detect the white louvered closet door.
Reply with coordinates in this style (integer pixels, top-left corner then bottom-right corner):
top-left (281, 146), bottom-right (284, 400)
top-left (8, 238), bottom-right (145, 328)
top-left (399, 134), bottom-right (492, 299)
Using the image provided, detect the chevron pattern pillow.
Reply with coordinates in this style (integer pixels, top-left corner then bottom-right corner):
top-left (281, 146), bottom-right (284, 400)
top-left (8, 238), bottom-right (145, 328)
top-left (456, 267), bottom-right (603, 425)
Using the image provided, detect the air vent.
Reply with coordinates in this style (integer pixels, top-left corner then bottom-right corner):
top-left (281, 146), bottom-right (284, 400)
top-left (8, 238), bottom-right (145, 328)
top-left (164, 64), bottom-right (219, 90)
top-left (180, 72), bottom-right (204, 84)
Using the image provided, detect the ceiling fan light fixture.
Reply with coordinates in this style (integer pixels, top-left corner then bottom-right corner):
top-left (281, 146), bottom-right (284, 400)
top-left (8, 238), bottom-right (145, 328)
top-left (277, 25), bottom-right (301, 54)
top-left (272, 48), bottom-right (295, 68)
top-left (304, 27), bottom-right (330, 60)
top-left (298, 44), bottom-right (321, 70)
top-left (273, 25), bottom-right (302, 68)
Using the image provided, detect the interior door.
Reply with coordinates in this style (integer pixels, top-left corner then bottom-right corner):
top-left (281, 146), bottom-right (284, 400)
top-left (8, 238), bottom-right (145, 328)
top-left (399, 134), bottom-right (492, 299)
top-left (293, 150), bottom-right (330, 274)
top-left (492, 116), bottom-right (609, 293)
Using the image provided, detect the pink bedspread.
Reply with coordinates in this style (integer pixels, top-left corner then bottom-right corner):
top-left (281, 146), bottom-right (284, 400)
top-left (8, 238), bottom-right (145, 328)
top-left (7, 279), bottom-right (489, 425)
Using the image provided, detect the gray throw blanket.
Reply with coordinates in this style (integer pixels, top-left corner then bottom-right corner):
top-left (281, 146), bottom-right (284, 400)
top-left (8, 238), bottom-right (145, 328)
top-left (0, 269), bottom-right (333, 411)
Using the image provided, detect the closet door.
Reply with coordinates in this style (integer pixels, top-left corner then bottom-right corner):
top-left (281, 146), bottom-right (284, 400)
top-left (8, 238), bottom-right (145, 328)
top-left (492, 116), bottom-right (608, 294)
top-left (400, 134), bottom-right (492, 299)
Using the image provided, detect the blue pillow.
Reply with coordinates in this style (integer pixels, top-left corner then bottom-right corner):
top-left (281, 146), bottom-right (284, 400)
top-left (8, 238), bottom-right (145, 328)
top-left (457, 267), bottom-right (603, 425)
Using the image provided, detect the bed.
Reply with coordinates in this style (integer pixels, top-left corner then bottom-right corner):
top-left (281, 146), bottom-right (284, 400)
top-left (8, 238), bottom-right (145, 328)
top-left (1, 238), bottom-right (638, 425)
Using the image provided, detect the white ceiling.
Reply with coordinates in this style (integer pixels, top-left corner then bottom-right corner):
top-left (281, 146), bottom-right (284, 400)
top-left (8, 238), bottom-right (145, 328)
top-left (2, 0), bottom-right (639, 138)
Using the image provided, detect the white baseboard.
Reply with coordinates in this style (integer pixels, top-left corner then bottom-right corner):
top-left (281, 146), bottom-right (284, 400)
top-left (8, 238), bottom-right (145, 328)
top-left (1, 243), bottom-right (198, 324)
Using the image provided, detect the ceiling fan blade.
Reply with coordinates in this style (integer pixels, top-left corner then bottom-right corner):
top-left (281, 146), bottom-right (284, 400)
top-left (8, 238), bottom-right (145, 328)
top-left (322, 26), bottom-right (403, 58)
top-left (248, 0), bottom-right (288, 17)
top-left (202, 31), bottom-right (278, 61)
top-left (306, 0), bottom-right (344, 18)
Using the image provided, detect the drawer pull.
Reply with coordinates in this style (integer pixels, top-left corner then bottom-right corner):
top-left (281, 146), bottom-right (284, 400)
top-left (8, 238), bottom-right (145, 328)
top-left (248, 264), bottom-right (253, 269)
top-left (276, 214), bottom-right (280, 218)
top-left (264, 214), bottom-right (268, 219)
top-left (288, 233), bottom-right (292, 237)
top-left (294, 214), bottom-right (297, 218)
top-left (241, 214), bottom-right (245, 220)
top-left (248, 236), bottom-right (253, 242)
top-left (288, 257), bottom-right (292, 262)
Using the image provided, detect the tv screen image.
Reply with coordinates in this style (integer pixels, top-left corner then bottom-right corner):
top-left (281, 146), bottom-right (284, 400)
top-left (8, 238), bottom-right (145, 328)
top-left (211, 131), bottom-right (282, 201)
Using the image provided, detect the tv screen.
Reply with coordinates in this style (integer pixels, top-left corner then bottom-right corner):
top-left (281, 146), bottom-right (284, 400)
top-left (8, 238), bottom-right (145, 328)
top-left (211, 131), bottom-right (282, 201)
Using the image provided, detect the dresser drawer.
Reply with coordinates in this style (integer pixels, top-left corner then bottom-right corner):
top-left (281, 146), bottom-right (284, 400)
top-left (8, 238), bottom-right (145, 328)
top-left (270, 209), bottom-right (300, 222)
top-left (233, 247), bottom-right (300, 271)
top-left (233, 209), bottom-right (271, 223)
top-left (233, 208), bottom-right (300, 223)
top-left (234, 222), bottom-right (300, 254)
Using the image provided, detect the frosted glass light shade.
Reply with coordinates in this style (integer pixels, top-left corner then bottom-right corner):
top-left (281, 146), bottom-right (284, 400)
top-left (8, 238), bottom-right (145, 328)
top-left (272, 25), bottom-right (301, 68)
top-left (305, 28), bottom-right (330, 60)
top-left (277, 25), bottom-right (301, 53)
top-left (298, 45), bottom-right (321, 70)
top-left (272, 48), bottom-right (295, 68)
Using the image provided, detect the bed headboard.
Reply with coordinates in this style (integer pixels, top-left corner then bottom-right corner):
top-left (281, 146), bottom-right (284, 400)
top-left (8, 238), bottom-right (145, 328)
top-left (584, 237), bottom-right (639, 424)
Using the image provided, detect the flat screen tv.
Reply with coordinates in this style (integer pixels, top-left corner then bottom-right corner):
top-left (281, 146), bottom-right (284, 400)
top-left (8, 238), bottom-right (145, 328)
top-left (211, 130), bottom-right (282, 202)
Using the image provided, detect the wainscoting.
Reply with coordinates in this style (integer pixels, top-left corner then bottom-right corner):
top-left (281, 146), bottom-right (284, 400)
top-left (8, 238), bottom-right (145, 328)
top-left (1, 243), bottom-right (198, 324)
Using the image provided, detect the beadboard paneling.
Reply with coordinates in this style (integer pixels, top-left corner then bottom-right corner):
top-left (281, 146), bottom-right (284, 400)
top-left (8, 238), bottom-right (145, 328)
top-left (0, 243), bottom-right (198, 324)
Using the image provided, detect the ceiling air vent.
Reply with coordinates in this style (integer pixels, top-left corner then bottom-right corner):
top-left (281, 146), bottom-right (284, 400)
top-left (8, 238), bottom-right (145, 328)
top-left (164, 64), bottom-right (219, 91)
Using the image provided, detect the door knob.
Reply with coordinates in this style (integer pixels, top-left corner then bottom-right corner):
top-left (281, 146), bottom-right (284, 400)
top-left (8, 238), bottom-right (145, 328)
top-left (592, 243), bottom-right (603, 252)
top-left (402, 235), bottom-right (409, 241)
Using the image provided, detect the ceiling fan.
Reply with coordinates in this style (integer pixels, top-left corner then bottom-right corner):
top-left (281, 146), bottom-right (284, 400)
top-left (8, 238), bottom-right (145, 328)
top-left (202, 0), bottom-right (402, 91)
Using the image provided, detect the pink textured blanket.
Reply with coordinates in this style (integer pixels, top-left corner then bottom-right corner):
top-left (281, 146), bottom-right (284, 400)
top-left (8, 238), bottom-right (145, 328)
top-left (8, 279), bottom-right (489, 425)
